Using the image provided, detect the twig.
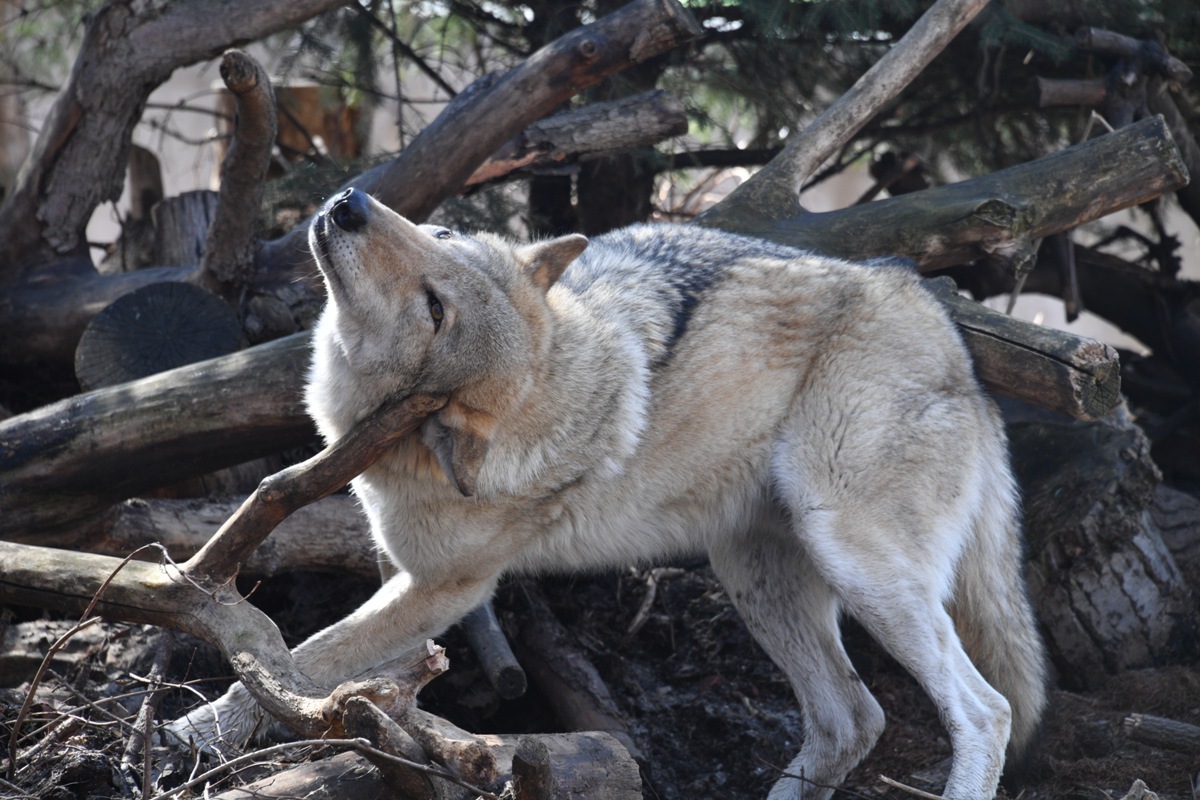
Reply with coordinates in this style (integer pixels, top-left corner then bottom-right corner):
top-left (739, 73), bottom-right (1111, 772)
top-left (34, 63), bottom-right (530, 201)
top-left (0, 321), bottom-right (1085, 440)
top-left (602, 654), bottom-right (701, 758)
top-left (8, 544), bottom-right (157, 780)
top-left (880, 774), bottom-right (947, 799)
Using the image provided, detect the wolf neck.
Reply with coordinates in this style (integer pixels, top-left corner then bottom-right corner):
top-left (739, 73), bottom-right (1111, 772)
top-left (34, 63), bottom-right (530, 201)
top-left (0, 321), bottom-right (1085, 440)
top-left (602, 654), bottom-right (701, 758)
top-left (480, 292), bottom-right (650, 495)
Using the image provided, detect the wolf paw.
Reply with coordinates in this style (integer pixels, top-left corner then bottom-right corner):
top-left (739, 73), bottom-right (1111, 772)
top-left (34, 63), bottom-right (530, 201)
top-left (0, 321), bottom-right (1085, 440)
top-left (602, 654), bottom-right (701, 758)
top-left (164, 682), bottom-right (263, 755)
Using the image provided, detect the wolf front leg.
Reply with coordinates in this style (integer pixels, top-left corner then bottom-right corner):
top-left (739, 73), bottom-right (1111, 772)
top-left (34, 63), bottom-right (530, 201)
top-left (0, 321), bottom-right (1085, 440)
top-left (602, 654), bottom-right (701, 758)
top-left (167, 569), bottom-right (500, 752)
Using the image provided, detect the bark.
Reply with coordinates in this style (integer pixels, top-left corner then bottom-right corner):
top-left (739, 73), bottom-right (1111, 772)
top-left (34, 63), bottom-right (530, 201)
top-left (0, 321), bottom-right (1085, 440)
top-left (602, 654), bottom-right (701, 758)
top-left (198, 50), bottom-right (278, 303)
top-left (0, 333), bottom-right (314, 537)
top-left (207, 733), bottom-right (641, 800)
top-left (1011, 416), bottom-right (1197, 690)
top-left (925, 278), bottom-right (1120, 420)
top-left (40, 495), bottom-right (377, 578)
top-left (462, 602), bottom-right (528, 700)
top-left (464, 90), bottom-right (687, 187)
top-left (0, 0), bottom-right (347, 282)
top-left (695, 0), bottom-right (992, 231)
top-left (258, 0), bottom-right (704, 268)
top-left (1121, 713), bottom-right (1200, 755)
top-left (755, 116), bottom-right (1188, 270)
top-left (0, 0), bottom-right (702, 373)
top-left (511, 585), bottom-right (642, 764)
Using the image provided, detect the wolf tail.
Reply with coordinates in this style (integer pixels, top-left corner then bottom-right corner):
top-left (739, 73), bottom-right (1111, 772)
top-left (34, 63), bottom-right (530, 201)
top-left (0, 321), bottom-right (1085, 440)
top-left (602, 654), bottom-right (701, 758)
top-left (950, 436), bottom-right (1048, 780)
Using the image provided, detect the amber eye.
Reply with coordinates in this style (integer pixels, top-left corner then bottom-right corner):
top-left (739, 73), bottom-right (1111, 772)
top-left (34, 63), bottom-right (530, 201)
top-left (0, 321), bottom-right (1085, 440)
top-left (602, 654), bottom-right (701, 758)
top-left (428, 292), bottom-right (444, 331)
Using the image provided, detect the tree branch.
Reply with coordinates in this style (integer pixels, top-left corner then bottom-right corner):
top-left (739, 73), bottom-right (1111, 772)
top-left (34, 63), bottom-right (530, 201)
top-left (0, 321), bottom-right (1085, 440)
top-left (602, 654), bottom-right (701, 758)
top-left (695, 0), bottom-right (991, 232)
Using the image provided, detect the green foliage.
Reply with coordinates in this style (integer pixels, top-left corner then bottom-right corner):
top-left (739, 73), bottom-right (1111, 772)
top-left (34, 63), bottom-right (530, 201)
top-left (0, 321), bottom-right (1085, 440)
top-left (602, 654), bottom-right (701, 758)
top-left (0, 0), bottom-right (105, 90)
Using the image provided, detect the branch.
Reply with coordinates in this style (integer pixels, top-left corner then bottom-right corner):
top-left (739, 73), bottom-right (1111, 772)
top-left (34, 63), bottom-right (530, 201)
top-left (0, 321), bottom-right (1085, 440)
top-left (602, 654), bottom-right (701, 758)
top-left (258, 0), bottom-right (703, 266)
top-left (183, 392), bottom-right (446, 587)
top-left (464, 90), bottom-right (687, 186)
top-left (0, 0), bottom-right (345, 283)
top-left (757, 116), bottom-right (1188, 269)
top-left (925, 278), bottom-right (1120, 420)
top-left (198, 50), bottom-right (278, 302)
top-left (696, 0), bottom-right (991, 231)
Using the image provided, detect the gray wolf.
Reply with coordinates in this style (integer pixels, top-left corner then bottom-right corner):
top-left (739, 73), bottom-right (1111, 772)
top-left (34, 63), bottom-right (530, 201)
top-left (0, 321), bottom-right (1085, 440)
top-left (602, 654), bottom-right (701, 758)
top-left (170, 187), bottom-right (1047, 799)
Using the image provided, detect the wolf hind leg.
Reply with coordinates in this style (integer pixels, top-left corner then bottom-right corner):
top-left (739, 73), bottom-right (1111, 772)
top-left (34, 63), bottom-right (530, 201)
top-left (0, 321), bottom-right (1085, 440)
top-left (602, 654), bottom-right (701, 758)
top-left (787, 502), bottom-right (1012, 799)
top-left (709, 524), bottom-right (886, 800)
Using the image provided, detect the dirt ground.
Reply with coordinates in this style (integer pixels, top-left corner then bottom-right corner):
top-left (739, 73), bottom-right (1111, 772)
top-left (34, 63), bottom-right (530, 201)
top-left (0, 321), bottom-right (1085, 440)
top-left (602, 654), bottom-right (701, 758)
top-left (4, 558), bottom-right (1197, 800)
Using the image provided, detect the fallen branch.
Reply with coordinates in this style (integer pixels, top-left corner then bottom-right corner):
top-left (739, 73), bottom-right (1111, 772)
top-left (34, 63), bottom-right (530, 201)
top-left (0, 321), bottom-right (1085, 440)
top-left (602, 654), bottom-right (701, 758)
top-left (696, 0), bottom-right (991, 231)
top-left (0, 332), bottom-right (314, 538)
top-left (925, 278), bottom-right (1120, 420)
top-left (464, 90), bottom-right (687, 187)
top-left (1121, 713), bottom-right (1200, 754)
top-left (512, 585), bottom-right (642, 763)
top-left (463, 602), bottom-right (527, 700)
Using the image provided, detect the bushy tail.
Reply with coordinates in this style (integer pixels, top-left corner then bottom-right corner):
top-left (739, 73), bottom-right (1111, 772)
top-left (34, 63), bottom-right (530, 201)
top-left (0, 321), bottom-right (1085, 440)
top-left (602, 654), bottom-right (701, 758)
top-left (950, 448), bottom-right (1048, 780)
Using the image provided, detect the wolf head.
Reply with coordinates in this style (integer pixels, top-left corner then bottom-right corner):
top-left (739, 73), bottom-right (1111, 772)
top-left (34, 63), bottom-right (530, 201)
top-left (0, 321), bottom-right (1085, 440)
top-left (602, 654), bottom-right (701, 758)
top-left (308, 188), bottom-right (587, 495)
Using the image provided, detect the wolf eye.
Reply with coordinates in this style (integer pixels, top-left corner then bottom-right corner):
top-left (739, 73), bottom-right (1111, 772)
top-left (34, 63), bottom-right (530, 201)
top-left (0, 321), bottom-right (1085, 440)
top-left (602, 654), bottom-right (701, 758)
top-left (428, 292), bottom-right (444, 331)
top-left (434, 229), bottom-right (453, 240)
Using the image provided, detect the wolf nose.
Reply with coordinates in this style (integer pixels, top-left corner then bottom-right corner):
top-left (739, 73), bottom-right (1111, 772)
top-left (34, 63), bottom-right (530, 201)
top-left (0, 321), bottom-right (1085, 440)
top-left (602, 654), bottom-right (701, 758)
top-left (329, 188), bottom-right (370, 232)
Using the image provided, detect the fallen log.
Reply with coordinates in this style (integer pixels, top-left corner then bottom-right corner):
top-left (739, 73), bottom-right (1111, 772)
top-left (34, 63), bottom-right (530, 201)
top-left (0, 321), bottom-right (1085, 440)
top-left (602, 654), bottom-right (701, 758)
top-left (206, 733), bottom-right (641, 800)
top-left (1121, 713), bottom-right (1200, 755)
top-left (0, 333), bottom-right (314, 538)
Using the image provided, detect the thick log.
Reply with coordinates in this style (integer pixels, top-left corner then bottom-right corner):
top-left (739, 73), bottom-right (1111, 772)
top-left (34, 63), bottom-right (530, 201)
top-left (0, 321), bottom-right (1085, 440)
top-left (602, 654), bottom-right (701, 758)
top-left (1011, 416), bottom-right (1196, 690)
top-left (0, 333), bottom-right (314, 537)
top-left (1121, 713), bottom-right (1200, 755)
top-left (73, 281), bottom-right (243, 392)
top-left (925, 277), bottom-right (1120, 420)
top-left (0, 0), bottom-right (346, 281)
top-left (208, 733), bottom-right (641, 800)
top-left (753, 116), bottom-right (1188, 270)
top-left (43, 495), bottom-right (376, 577)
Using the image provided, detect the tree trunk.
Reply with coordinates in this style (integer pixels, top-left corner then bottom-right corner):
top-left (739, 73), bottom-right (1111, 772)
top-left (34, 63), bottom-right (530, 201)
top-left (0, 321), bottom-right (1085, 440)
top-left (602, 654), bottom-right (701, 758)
top-left (1011, 415), bottom-right (1197, 689)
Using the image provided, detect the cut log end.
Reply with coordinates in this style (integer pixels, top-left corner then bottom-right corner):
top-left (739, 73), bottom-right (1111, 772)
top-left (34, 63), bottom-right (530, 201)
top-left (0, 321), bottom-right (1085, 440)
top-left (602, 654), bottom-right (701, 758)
top-left (74, 282), bottom-right (242, 392)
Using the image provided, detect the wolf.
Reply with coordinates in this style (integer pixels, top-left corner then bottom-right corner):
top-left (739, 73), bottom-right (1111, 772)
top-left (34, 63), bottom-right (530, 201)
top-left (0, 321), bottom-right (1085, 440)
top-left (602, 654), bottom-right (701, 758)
top-left (169, 187), bottom-right (1047, 799)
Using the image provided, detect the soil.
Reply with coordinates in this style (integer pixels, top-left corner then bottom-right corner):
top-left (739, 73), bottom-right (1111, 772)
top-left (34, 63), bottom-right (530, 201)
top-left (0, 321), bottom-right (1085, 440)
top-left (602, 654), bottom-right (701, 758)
top-left (3, 562), bottom-right (1198, 800)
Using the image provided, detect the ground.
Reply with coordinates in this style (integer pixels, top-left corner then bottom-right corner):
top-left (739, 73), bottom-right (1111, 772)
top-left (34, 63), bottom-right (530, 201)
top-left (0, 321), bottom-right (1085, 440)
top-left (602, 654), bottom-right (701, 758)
top-left (5, 558), bottom-right (1196, 799)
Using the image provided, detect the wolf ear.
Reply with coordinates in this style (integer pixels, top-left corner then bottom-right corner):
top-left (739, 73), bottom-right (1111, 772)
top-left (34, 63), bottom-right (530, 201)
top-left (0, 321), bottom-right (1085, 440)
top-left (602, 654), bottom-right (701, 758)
top-left (518, 234), bottom-right (588, 291)
top-left (423, 418), bottom-right (490, 498)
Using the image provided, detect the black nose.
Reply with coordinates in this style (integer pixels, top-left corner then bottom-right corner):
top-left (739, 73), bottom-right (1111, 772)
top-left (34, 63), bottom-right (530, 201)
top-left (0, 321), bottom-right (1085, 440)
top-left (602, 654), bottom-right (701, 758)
top-left (329, 188), bottom-right (370, 232)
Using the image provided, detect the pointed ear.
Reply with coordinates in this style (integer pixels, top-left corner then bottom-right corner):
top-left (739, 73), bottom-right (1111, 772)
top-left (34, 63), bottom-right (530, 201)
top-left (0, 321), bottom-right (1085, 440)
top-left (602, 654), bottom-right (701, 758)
top-left (423, 418), bottom-right (490, 498)
top-left (518, 234), bottom-right (588, 291)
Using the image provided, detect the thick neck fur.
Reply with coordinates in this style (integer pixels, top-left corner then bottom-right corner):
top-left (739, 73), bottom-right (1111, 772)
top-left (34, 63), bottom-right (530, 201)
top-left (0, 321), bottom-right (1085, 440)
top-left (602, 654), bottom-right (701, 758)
top-left (478, 289), bottom-right (649, 496)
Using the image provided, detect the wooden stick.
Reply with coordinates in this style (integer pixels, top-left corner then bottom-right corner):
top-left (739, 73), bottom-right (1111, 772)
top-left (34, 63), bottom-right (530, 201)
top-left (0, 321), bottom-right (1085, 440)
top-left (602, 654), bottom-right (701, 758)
top-left (696, 0), bottom-right (991, 230)
top-left (1122, 713), bottom-right (1200, 754)
top-left (182, 392), bottom-right (445, 586)
top-left (462, 602), bottom-right (527, 700)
